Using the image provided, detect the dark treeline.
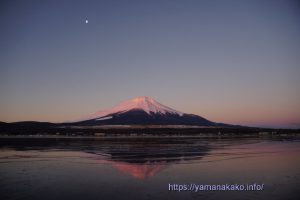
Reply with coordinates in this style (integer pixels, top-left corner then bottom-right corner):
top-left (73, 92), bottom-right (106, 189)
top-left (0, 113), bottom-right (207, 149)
top-left (0, 122), bottom-right (299, 136)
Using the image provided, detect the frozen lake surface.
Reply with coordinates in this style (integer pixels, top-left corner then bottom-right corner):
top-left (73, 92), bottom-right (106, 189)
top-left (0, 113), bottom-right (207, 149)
top-left (0, 137), bottom-right (299, 200)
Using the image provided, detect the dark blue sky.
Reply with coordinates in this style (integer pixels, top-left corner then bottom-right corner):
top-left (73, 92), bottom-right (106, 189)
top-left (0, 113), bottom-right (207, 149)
top-left (1, 0), bottom-right (300, 128)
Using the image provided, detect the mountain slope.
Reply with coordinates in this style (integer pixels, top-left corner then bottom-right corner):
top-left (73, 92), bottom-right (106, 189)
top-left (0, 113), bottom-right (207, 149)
top-left (70, 96), bottom-right (217, 126)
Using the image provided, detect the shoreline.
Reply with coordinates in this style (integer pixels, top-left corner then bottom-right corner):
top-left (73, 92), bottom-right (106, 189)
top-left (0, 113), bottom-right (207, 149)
top-left (0, 134), bottom-right (299, 139)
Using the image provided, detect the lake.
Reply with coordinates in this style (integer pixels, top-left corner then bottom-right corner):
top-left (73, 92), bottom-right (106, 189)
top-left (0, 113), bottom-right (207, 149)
top-left (0, 137), bottom-right (299, 200)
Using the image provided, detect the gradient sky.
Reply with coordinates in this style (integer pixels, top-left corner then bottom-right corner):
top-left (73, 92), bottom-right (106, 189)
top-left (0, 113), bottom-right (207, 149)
top-left (1, 0), bottom-right (300, 128)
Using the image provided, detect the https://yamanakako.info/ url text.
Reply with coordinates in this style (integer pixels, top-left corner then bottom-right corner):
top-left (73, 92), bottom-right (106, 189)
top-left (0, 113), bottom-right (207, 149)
top-left (168, 183), bottom-right (264, 192)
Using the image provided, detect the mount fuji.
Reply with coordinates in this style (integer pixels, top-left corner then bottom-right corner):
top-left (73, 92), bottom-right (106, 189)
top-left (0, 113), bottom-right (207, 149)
top-left (69, 96), bottom-right (220, 126)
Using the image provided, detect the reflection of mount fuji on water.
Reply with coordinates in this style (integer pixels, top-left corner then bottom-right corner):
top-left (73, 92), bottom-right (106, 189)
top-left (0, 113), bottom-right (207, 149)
top-left (70, 96), bottom-right (222, 126)
top-left (109, 162), bottom-right (169, 180)
top-left (0, 137), bottom-right (211, 180)
top-left (91, 138), bottom-right (211, 179)
top-left (1, 137), bottom-right (266, 180)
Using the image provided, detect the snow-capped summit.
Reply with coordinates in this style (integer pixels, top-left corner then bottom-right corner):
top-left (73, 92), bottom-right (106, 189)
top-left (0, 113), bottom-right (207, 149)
top-left (86, 96), bottom-right (183, 120)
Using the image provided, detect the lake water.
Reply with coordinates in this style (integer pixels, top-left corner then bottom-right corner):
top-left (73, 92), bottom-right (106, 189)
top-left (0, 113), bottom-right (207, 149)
top-left (0, 137), bottom-right (299, 200)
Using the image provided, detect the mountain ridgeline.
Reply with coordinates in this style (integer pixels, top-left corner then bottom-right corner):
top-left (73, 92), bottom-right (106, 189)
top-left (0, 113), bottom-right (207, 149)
top-left (69, 96), bottom-right (218, 126)
top-left (1, 97), bottom-right (299, 136)
top-left (0, 96), bottom-right (257, 136)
